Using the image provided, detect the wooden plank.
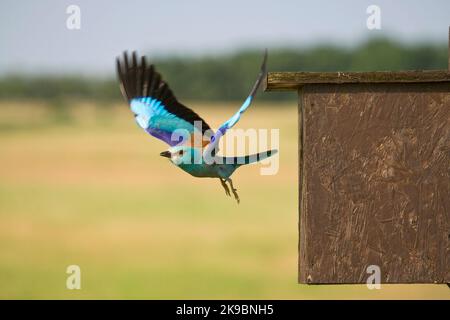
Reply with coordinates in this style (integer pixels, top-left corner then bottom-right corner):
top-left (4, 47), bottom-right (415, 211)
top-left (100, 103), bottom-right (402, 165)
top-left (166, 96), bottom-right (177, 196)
top-left (265, 70), bottom-right (450, 91)
top-left (298, 87), bottom-right (306, 283)
top-left (298, 82), bottom-right (450, 284)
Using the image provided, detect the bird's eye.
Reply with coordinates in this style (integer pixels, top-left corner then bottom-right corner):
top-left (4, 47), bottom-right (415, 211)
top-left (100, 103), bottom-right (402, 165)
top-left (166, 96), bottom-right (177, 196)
top-left (179, 150), bottom-right (184, 156)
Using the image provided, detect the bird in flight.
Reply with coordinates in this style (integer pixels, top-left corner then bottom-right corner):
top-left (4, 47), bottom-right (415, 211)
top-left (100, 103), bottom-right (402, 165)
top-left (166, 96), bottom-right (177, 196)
top-left (116, 50), bottom-right (277, 203)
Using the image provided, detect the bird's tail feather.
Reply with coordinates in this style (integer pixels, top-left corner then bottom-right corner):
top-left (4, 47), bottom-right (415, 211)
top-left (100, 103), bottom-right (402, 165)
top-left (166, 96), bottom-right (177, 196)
top-left (220, 149), bottom-right (278, 166)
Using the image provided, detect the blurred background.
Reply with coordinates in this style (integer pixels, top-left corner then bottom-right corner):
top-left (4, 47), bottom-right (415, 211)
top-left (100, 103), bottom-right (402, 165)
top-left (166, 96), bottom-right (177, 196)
top-left (0, 0), bottom-right (449, 299)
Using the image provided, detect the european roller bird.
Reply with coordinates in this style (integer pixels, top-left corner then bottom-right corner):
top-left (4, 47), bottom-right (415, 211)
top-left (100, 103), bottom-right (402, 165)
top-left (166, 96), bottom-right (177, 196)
top-left (116, 50), bottom-right (277, 203)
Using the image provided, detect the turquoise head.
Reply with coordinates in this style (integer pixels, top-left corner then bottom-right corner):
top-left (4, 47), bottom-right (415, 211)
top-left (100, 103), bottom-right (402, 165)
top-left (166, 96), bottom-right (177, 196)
top-left (159, 146), bottom-right (203, 166)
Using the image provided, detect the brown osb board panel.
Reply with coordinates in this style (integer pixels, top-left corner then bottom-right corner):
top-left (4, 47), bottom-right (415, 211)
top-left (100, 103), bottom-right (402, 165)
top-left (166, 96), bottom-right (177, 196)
top-left (299, 83), bottom-right (450, 284)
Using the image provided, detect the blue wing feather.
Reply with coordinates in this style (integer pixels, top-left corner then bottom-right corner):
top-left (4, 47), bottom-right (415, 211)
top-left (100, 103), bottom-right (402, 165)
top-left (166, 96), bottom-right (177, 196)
top-left (117, 52), bottom-right (212, 147)
top-left (206, 50), bottom-right (267, 153)
top-left (131, 98), bottom-right (200, 146)
top-left (216, 96), bottom-right (252, 136)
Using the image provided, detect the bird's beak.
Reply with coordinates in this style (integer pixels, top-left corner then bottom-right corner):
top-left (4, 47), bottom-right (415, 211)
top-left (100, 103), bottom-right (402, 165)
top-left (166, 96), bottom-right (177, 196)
top-left (159, 151), bottom-right (171, 158)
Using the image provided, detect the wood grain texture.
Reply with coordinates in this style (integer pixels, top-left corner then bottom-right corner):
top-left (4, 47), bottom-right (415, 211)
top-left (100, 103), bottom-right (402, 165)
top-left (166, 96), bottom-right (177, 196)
top-left (299, 82), bottom-right (450, 284)
top-left (265, 70), bottom-right (450, 91)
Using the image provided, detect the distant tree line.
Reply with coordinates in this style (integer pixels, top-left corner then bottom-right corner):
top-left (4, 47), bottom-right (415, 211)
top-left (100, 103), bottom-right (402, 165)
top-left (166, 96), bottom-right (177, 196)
top-left (0, 37), bottom-right (447, 103)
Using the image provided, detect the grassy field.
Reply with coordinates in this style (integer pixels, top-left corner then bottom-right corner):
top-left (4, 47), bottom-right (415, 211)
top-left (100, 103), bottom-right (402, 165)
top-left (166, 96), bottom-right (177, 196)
top-left (0, 100), bottom-right (448, 299)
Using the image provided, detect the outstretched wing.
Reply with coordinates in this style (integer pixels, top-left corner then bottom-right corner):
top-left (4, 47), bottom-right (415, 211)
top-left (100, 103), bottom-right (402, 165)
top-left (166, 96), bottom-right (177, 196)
top-left (205, 49), bottom-right (268, 156)
top-left (116, 51), bottom-right (212, 146)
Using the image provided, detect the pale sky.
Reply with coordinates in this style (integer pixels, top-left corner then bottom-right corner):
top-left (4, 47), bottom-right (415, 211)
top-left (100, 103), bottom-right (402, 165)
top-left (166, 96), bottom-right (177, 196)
top-left (0, 0), bottom-right (449, 75)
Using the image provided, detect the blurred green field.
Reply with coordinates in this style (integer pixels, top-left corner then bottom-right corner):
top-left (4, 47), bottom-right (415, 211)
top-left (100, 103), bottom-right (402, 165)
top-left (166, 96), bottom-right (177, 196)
top-left (0, 100), bottom-right (448, 299)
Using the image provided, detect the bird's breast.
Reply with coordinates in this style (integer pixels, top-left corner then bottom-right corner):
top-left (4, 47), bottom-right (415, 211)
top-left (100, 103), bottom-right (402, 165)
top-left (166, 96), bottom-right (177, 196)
top-left (177, 162), bottom-right (220, 178)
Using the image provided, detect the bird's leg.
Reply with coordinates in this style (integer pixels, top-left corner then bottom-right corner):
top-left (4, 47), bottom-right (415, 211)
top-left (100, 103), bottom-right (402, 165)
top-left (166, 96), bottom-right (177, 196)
top-left (219, 178), bottom-right (231, 197)
top-left (227, 178), bottom-right (240, 204)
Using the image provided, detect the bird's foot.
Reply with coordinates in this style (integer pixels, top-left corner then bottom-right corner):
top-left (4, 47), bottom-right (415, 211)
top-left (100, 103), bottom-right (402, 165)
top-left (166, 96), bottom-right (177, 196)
top-left (220, 178), bottom-right (231, 197)
top-left (227, 179), bottom-right (240, 204)
top-left (231, 187), bottom-right (240, 204)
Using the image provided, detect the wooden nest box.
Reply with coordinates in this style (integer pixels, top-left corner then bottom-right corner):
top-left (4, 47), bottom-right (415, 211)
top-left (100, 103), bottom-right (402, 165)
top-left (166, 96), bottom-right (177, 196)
top-left (265, 30), bottom-right (450, 284)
